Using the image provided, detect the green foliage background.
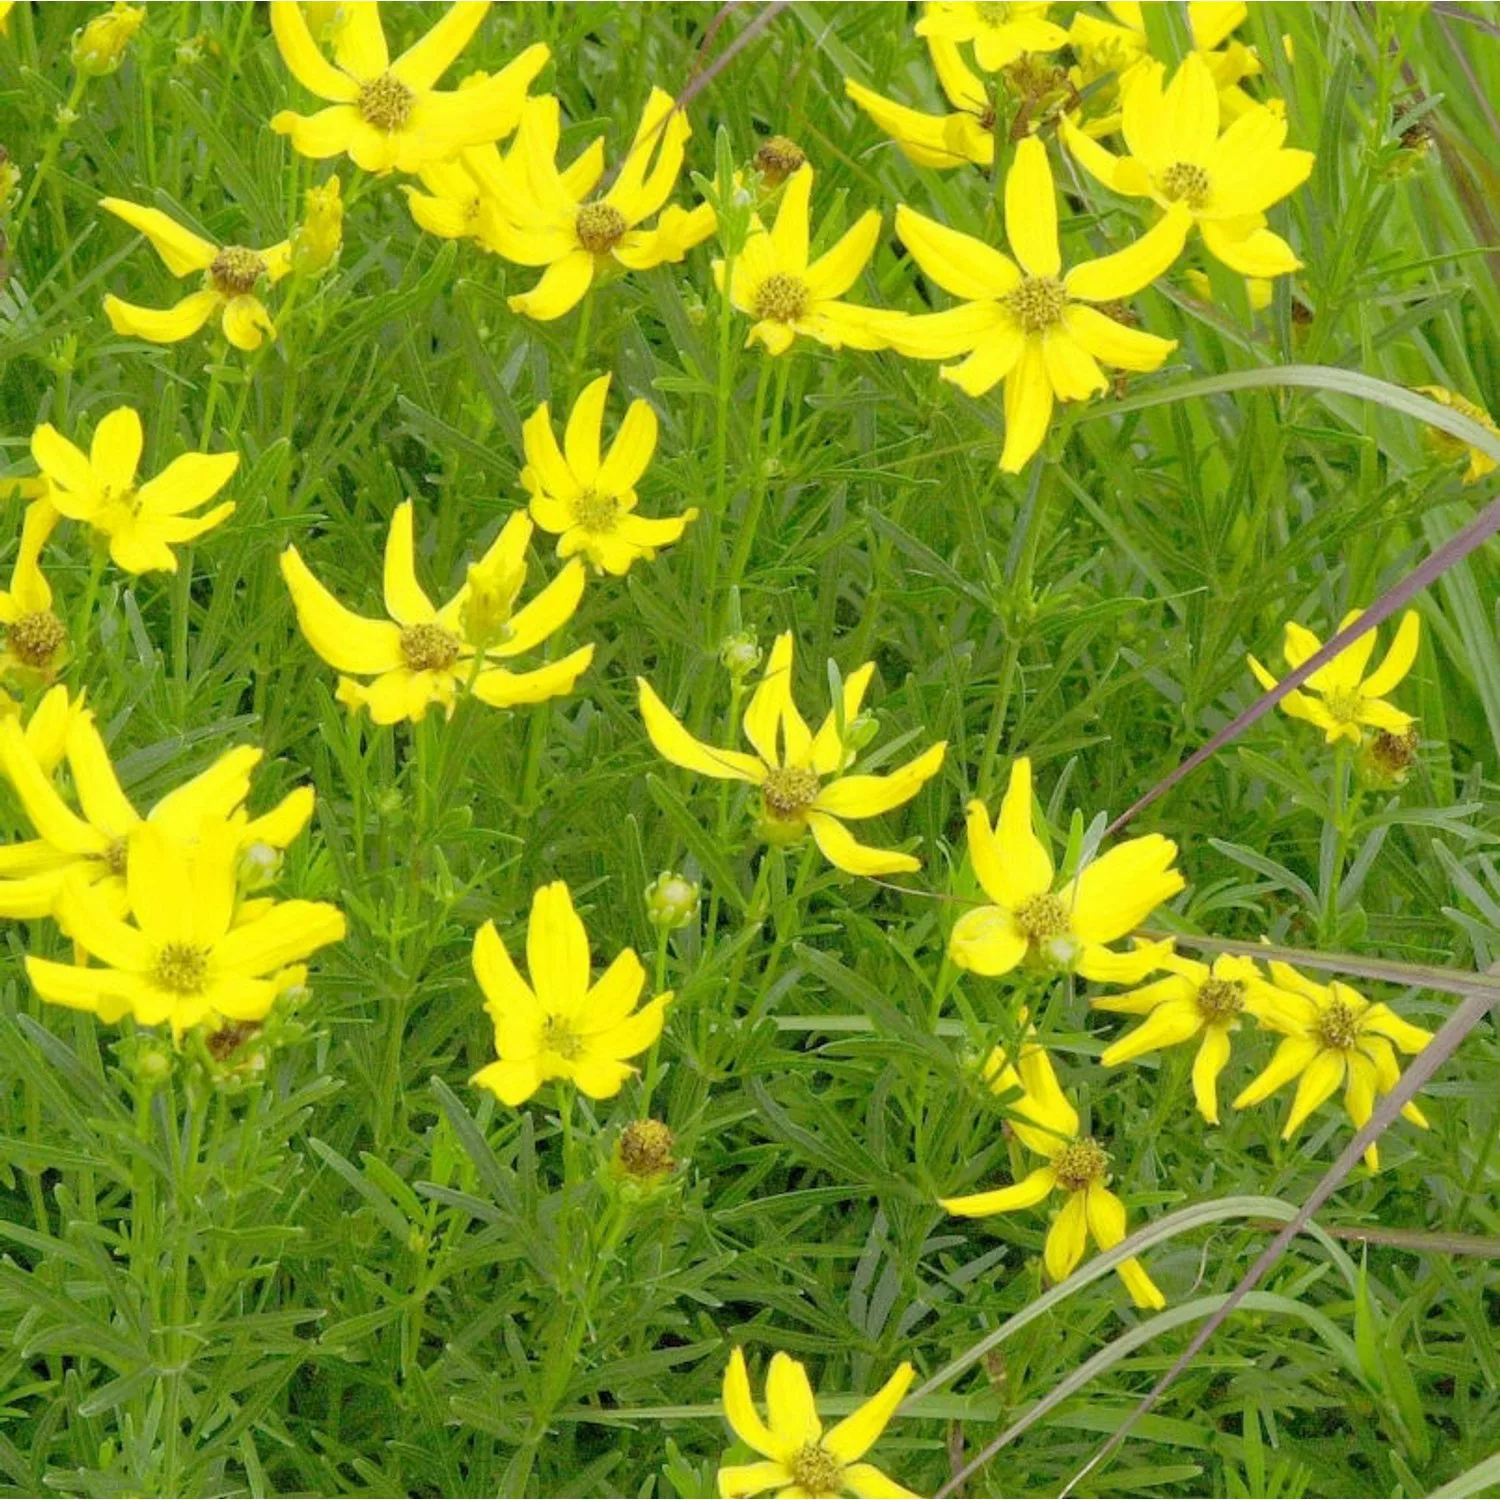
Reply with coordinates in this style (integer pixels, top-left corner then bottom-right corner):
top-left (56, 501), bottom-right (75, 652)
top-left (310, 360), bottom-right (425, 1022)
top-left (2, 3), bottom-right (1500, 1496)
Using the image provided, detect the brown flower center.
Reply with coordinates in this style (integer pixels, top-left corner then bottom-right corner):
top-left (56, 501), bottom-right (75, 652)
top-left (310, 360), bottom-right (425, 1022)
top-left (1053, 1136), bottom-right (1109, 1192)
top-left (761, 765), bottom-right (820, 818)
top-left (618, 1119), bottom-right (676, 1178)
top-left (1006, 274), bottom-right (1066, 333)
top-left (151, 942), bottom-right (209, 996)
top-left (573, 490), bottom-right (621, 534)
top-left (753, 271), bottom-right (811, 324)
top-left (753, 135), bottom-right (806, 185)
top-left (1158, 160), bottom-right (1211, 209)
top-left (358, 71), bottom-right (415, 131)
top-left (209, 245), bottom-right (266, 296)
top-left (399, 622), bottom-right (461, 673)
top-left (6, 610), bottom-right (67, 669)
top-left (104, 838), bottom-right (129, 877)
top-left (1014, 891), bottom-right (1069, 941)
top-left (540, 1013), bottom-right (585, 1060)
top-left (790, 1443), bottom-right (844, 1497)
top-left (1196, 977), bottom-right (1246, 1024)
top-left (1314, 999), bottom-right (1360, 1052)
top-left (575, 200), bottom-right (628, 254)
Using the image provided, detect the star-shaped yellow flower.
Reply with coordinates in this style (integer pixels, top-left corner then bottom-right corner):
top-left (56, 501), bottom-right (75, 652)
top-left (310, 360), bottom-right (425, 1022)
top-left (1248, 608), bottom-right (1420, 747)
top-left (268, 0), bottom-right (548, 175)
top-left (714, 165), bottom-right (891, 356)
top-left (638, 632), bottom-right (946, 877)
top-left (0, 501), bottom-right (67, 684)
top-left (1063, 52), bottom-right (1313, 278)
top-left (30, 405), bottom-right (238, 573)
top-left (942, 1036), bottom-right (1165, 1308)
top-left (1233, 962), bottom-right (1432, 1169)
top-left (470, 880), bottom-right (669, 1106)
top-left (717, 1347), bottom-right (915, 1500)
top-left (950, 757), bottom-right (1182, 982)
top-left (521, 374), bottom-right (696, 576)
top-left (280, 501), bottom-right (592, 725)
top-left (886, 135), bottom-right (1183, 470)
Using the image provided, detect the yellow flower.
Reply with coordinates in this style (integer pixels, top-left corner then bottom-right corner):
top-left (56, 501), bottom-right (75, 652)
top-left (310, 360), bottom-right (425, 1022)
top-left (71, 1), bottom-right (145, 76)
top-left (1232, 962), bottom-right (1433, 1170)
top-left (942, 1038), bottom-right (1165, 1308)
top-left (521, 374), bottom-right (697, 576)
top-left (268, 0), bottom-right (548, 175)
top-left (915, 3), bottom-right (1068, 72)
top-left (499, 88), bottom-right (714, 322)
top-left (290, 174), bottom-right (344, 275)
top-left (714, 165), bottom-right (890, 356)
top-left (280, 501), bottom-right (592, 725)
top-left (0, 684), bottom-right (84, 777)
top-left (845, 36), bottom-right (996, 171)
top-left (1415, 385), bottom-right (1499, 484)
top-left (1248, 608), bottom-right (1420, 747)
top-left (30, 405), bottom-right (237, 573)
top-left (470, 880), bottom-right (670, 1105)
top-left (1063, 53), bottom-right (1313, 279)
top-left (717, 1347), bottom-right (915, 1500)
top-left (950, 757), bottom-right (1182, 982)
top-left (638, 632), bottom-right (946, 877)
top-left (0, 501), bottom-right (68, 683)
top-left (100, 197), bottom-right (293, 350)
top-left (887, 136), bottom-right (1182, 471)
top-left (0, 705), bottom-right (313, 925)
top-left (1095, 951), bottom-right (1294, 1123)
top-left (25, 818), bottom-right (344, 1036)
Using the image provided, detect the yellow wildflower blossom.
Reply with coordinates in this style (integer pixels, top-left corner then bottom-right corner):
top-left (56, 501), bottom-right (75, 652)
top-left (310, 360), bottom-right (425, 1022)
top-left (1415, 385), bottom-right (1499, 484)
top-left (942, 1038), bottom-right (1164, 1308)
top-left (1063, 53), bottom-right (1312, 279)
top-left (915, 3), bottom-right (1068, 72)
top-left (714, 165), bottom-right (891, 356)
top-left (1232, 962), bottom-right (1432, 1170)
top-left (0, 707), bottom-right (313, 924)
top-left (470, 880), bottom-right (670, 1105)
top-left (845, 36), bottom-right (996, 171)
top-left (887, 136), bottom-right (1182, 471)
top-left (717, 1347), bottom-right (916, 1500)
top-left (638, 632), bottom-right (946, 877)
top-left (0, 502), bottom-right (67, 683)
top-left (1248, 608), bottom-right (1420, 747)
top-left (290, 174), bottom-right (344, 275)
top-left (100, 197), bottom-right (292, 351)
top-left (71, 1), bottom-right (145, 76)
top-left (26, 819), bottom-right (344, 1035)
top-left (949, 757), bottom-right (1182, 982)
top-left (499, 88), bottom-right (714, 321)
top-left (280, 501), bottom-right (592, 725)
top-left (30, 405), bottom-right (237, 573)
top-left (521, 374), bottom-right (697, 576)
top-left (1095, 951), bottom-right (1294, 1123)
top-left (268, 0), bottom-right (548, 175)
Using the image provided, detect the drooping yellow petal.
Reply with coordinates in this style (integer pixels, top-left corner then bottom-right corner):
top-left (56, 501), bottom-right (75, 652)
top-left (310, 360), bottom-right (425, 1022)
top-left (813, 742), bottom-right (945, 819)
top-left (638, 679), bottom-right (766, 782)
top-left (1191, 1025), bottom-right (1234, 1124)
top-left (806, 811), bottom-right (920, 876)
top-left (104, 289), bottom-right (221, 344)
top-left (279, 545), bottom-right (406, 674)
top-left (1232, 1034), bottom-right (1321, 1109)
top-left (98, 197), bottom-right (218, 276)
top-left (941, 1163), bottom-right (1056, 1218)
top-left (948, 904), bottom-right (1027, 976)
top-left (1043, 1189), bottom-right (1089, 1281)
top-left (1000, 339), bottom-right (1054, 472)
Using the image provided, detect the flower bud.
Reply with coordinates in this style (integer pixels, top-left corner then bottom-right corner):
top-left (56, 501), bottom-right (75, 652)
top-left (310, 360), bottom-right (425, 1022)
top-left (71, 2), bottom-right (145, 77)
top-left (1358, 725), bottom-right (1419, 788)
top-left (719, 630), bottom-right (761, 682)
top-left (238, 841), bottom-right (282, 891)
top-left (752, 135), bottom-right (807, 188)
top-left (290, 175), bottom-right (343, 276)
top-left (462, 553), bottom-right (525, 649)
top-left (645, 871), bottom-right (699, 931)
top-left (616, 1119), bottom-right (676, 1181)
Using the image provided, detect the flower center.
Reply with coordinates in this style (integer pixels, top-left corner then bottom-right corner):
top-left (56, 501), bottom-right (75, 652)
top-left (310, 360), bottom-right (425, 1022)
top-left (761, 765), bottom-right (821, 818)
top-left (575, 200), bottom-right (628, 254)
top-left (1315, 999), bottom-right (1360, 1052)
top-left (1158, 160), bottom-right (1212, 209)
top-left (6, 610), bottom-right (67, 669)
top-left (1053, 1136), bottom-right (1109, 1192)
top-left (1006, 275), bottom-right (1067, 333)
top-left (151, 942), bottom-right (210, 996)
top-left (1196, 977), bottom-right (1246, 1024)
top-left (358, 71), bottom-right (415, 131)
top-left (1014, 891), bottom-right (1069, 941)
top-left (540, 1013), bottom-right (585, 1061)
top-left (209, 245), bottom-right (266, 296)
top-left (790, 1443), bottom-right (844, 1497)
top-left (1323, 687), bottom-right (1363, 725)
top-left (572, 490), bottom-right (621, 534)
top-left (975, 2), bottom-right (1016, 24)
top-left (104, 838), bottom-right (128, 877)
top-left (753, 271), bottom-right (811, 324)
top-left (399, 622), bottom-right (461, 673)
top-left (618, 1119), bottom-right (676, 1178)
top-left (753, 134), bottom-right (806, 185)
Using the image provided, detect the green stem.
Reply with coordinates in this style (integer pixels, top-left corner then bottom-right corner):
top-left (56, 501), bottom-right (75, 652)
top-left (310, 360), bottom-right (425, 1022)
top-left (718, 358), bottom-right (780, 636)
top-left (12, 73), bottom-right (88, 233)
top-left (639, 926), bottom-right (672, 1116)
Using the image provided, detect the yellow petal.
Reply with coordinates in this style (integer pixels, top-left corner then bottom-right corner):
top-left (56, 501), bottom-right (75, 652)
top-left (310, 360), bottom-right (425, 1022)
top-left (1000, 339), bottom-right (1054, 472)
top-left (721, 1348), bottom-right (783, 1462)
top-left (814, 741), bottom-right (945, 819)
top-left (1062, 304), bottom-right (1175, 372)
top-left (472, 1056), bottom-right (544, 1106)
top-left (809, 662), bottom-right (875, 776)
top-left (806, 810), bottom-right (919, 876)
top-left (269, 0), bottom-right (360, 100)
top-left (270, 102), bottom-right (361, 161)
top-left (770, 165), bottom-right (812, 274)
top-left (1159, 51), bottom-right (1220, 163)
top-left (597, 399), bottom-right (658, 498)
top-left (389, 0), bottom-right (488, 91)
top-left (893, 204), bottom-right (1020, 301)
top-left (104, 289), bottom-right (221, 344)
top-left (1282, 1048), bottom-right (1346, 1138)
top-left (1041, 328), bottom-right (1107, 403)
top-left (940, 321), bottom-right (1026, 397)
top-left (508, 249), bottom-right (595, 322)
top-left (1099, 996), bottom-right (1202, 1064)
top-left (717, 1460), bottom-right (791, 1499)
top-left (1191, 1025), bottom-right (1233, 1123)
top-left (1232, 1034), bottom-right (1321, 1109)
top-left (564, 374), bottom-right (610, 485)
top-left (742, 631), bottom-right (797, 769)
top-left (279, 545), bottom-right (405, 674)
top-left (941, 1163), bottom-right (1056, 1217)
top-left (637, 678), bottom-right (765, 782)
top-left (63, 714), bottom-right (137, 836)
top-left (948, 904), bottom-right (1027, 976)
top-left (0, 718), bottom-right (107, 855)
top-left (383, 500), bottom-right (437, 626)
top-left (824, 1362), bottom-right (915, 1466)
top-left (1200, 215), bottom-right (1301, 277)
top-left (843, 1461), bottom-right (919, 1499)
top-left (487, 557), bottom-right (585, 658)
top-left (1358, 610), bottom-right (1420, 700)
top-left (1043, 1190), bottom-right (1089, 1282)
top-left (469, 645), bottom-right (593, 708)
top-left (1064, 207), bottom-right (1191, 302)
top-left (525, 879), bottom-right (589, 1010)
top-left (221, 294), bottom-right (277, 351)
top-left (1004, 136), bottom-right (1060, 279)
top-left (99, 197), bottom-right (217, 276)
top-left (332, 0), bottom-right (388, 76)
top-left (1118, 1255), bottom-right (1167, 1309)
top-left (805, 210), bottom-right (882, 302)
top-left (765, 1352), bottom-right (821, 1450)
